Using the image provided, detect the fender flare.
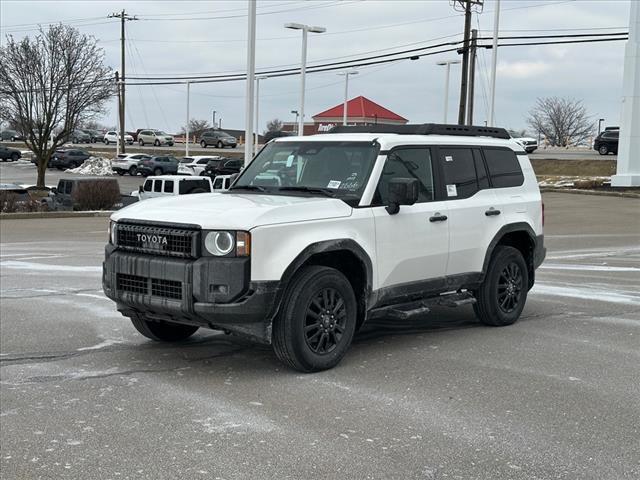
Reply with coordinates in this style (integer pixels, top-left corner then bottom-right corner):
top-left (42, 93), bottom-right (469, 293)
top-left (482, 222), bottom-right (540, 286)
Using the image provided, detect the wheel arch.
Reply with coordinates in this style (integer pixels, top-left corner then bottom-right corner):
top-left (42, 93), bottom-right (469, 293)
top-left (482, 223), bottom-right (538, 289)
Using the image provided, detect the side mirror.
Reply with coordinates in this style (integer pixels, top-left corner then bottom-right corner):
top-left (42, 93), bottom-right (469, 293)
top-left (386, 178), bottom-right (419, 215)
top-left (138, 186), bottom-right (144, 193)
top-left (51, 187), bottom-right (58, 194)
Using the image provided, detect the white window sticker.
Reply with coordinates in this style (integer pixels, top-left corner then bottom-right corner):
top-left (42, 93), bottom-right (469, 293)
top-left (327, 180), bottom-right (342, 189)
top-left (286, 155), bottom-right (295, 167)
top-left (445, 155), bottom-right (454, 162)
top-left (446, 184), bottom-right (458, 197)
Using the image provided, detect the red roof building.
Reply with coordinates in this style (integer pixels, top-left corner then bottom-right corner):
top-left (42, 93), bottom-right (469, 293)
top-left (282, 96), bottom-right (408, 135)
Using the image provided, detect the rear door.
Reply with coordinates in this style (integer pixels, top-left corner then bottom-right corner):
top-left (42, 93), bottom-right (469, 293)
top-left (437, 146), bottom-right (501, 276)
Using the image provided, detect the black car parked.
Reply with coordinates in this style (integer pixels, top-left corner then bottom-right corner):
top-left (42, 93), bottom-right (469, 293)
top-left (0, 144), bottom-right (22, 162)
top-left (48, 149), bottom-right (90, 169)
top-left (203, 157), bottom-right (243, 177)
top-left (138, 156), bottom-right (179, 176)
top-left (593, 128), bottom-right (619, 155)
top-left (0, 129), bottom-right (24, 142)
top-left (263, 130), bottom-right (295, 143)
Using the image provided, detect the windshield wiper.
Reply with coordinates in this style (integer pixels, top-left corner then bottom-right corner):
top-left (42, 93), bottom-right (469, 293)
top-left (277, 186), bottom-right (337, 197)
top-left (229, 185), bottom-right (267, 192)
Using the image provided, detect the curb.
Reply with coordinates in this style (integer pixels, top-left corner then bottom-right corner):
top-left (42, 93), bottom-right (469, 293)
top-left (540, 187), bottom-right (640, 199)
top-left (0, 211), bottom-right (114, 220)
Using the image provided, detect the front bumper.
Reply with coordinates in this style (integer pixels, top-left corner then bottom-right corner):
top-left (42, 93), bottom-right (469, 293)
top-left (102, 245), bottom-right (280, 344)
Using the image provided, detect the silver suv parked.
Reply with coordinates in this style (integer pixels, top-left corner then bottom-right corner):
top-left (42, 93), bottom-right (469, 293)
top-left (138, 130), bottom-right (174, 147)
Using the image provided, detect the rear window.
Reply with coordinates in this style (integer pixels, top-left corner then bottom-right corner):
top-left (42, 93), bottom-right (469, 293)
top-left (483, 148), bottom-right (524, 188)
top-left (179, 179), bottom-right (211, 194)
top-left (164, 180), bottom-right (174, 193)
top-left (180, 157), bottom-right (194, 164)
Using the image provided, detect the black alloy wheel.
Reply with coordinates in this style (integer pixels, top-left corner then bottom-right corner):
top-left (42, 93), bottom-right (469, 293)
top-left (497, 262), bottom-right (523, 314)
top-left (303, 288), bottom-right (348, 355)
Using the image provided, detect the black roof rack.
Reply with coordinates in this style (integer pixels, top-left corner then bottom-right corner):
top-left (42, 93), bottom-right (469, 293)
top-left (328, 123), bottom-right (511, 140)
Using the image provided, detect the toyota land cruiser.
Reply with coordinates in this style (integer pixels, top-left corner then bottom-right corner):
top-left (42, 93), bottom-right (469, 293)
top-left (103, 124), bottom-right (545, 372)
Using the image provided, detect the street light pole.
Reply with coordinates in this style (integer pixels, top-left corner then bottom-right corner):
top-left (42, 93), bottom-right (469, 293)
top-left (285, 23), bottom-right (326, 136)
top-left (488, 0), bottom-right (501, 127)
top-left (212, 110), bottom-right (216, 129)
top-left (337, 70), bottom-right (358, 125)
top-left (437, 60), bottom-right (460, 124)
top-left (598, 118), bottom-right (605, 134)
top-left (185, 81), bottom-right (190, 157)
top-left (291, 110), bottom-right (299, 134)
top-left (255, 76), bottom-right (267, 153)
top-left (244, 0), bottom-right (257, 165)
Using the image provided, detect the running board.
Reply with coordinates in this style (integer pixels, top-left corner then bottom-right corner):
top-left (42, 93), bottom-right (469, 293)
top-left (368, 291), bottom-right (476, 320)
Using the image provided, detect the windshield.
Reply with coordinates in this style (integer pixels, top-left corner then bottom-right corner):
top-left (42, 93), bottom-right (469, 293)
top-left (155, 131), bottom-right (168, 136)
top-left (232, 141), bottom-right (379, 205)
top-left (180, 157), bottom-right (194, 163)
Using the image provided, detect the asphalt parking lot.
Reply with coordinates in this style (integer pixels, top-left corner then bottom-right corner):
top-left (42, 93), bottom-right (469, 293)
top-left (1, 192), bottom-right (639, 479)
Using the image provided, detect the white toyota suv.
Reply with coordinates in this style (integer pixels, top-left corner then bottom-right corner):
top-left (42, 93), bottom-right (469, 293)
top-left (103, 124), bottom-right (545, 372)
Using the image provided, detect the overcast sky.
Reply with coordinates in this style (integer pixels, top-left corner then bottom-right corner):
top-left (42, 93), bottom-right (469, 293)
top-left (0, 0), bottom-right (632, 134)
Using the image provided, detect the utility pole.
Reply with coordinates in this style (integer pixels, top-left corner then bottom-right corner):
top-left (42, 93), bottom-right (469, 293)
top-left (467, 29), bottom-right (478, 125)
top-left (108, 10), bottom-right (138, 154)
top-left (457, 0), bottom-right (473, 125)
top-left (244, 0), bottom-right (257, 164)
top-left (115, 71), bottom-right (121, 157)
top-left (185, 81), bottom-right (190, 157)
top-left (488, 0), bottom-right (501, 126)
top-left (212, 110), bottom-right (217, 129)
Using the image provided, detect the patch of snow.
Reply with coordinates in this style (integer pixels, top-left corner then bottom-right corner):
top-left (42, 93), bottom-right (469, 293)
top-left (531, 282), bottom-right (640, 306)
top-left (0, 260), bottom-right (101, 273)
top-left (65, 156), bottom-right (113, 175)
top-left (77, 339), bottom-right (127, 351)
top-left (540, 263), bottom-right (640, 272)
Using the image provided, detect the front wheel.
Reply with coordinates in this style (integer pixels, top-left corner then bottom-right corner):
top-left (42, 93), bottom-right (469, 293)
top-left (474, 246), bottom-right (528, 326)
top-left (273, 265), bottom-right (357, 373)
top-left (10, 153), bottom-right (19, 162)
top-left (154, 139), bottom-right (160, 146)
top-left (104, 140), bottom-right (109, 145)
top-left (598, 145), bottom-right (609, 155)
top-left (200, 140), bottom-right (207, 148)
top-left (129, 165), bottom-right (137, 176)
top-left (139, 139), bottom-right (145, 146)
top-left (131, 317), bottom-right (198, 342)
top-left (153, 167), bottom-right (162, 176)
top-left (217, 141), bottom-right (223, 148)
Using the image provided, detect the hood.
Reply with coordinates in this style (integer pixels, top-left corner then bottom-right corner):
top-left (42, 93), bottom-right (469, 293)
top-left (111, 193), bottom-right (352, 230)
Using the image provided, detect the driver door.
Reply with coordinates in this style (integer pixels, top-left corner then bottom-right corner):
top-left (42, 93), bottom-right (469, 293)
top-left (371, 147), bottom-right (449, 293)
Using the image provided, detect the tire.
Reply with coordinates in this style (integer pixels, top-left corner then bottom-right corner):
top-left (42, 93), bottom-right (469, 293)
top-left (139, 139), bottom-right (145, 146)
top-left (217, 141), bottom-right (223, 149)
top-left (11, 136), bottom-right (16, 142)
top-left (104, 140), bottom-right (109, 145)
top-left (130, 316), bottom-right (198, 342)
top-left (598, 145), bottom-right (609, 155)
top-left (129, 165), bottom-right (137, 176)
top-left (474, 245), bottom-right (528, 327)
top-left (10, 153), bottom-right (19, 162)
top-left (153, 167), bottom-right (163, 176)
top-left (272, 265), bottom-right (357, 373)
top-left (168, 142), bottom-right (173, 147)
top-left (154, 139), bottom-right (160, 146)
top-left (200, 140), bottom-right (207, 148)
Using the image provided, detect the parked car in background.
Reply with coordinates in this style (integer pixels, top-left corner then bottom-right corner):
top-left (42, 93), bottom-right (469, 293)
top-left (211, 174), bottom-right (232, 191)
top-left (48, 149), bottom-right (90, 170)
top-left (138, 130), bottom-right (174, 147)
top-left (593, 128), bottom-right (619, 155)
top-left (263, 130), bottom-right (295, 143)
top-left (70, 130), bottom-right (91, 144)
top-left (111, 153), bottom-right (152, 176)
top-left (137, 155), bottom-right (179, 176)
top-left (513, 136), bottom-right (538, 154)
top-left (104, 131), bottom-right (134, 145)
top-left (137, 175), bottom-right (213, 200)
top-left (0, 144), bottom-right (22, 162)
top-left (0, 129), bottom-right (24, 142)
top-left (203, 157), bottom-right (243, 177)
top-left (45, 177), bottom-right (120, 211)
top-left (199, 130), bottom-right (237, 148)
top-left (177, 156), bottom-right (223, 176)
top-left (81, 129), bottom-right (103, 143)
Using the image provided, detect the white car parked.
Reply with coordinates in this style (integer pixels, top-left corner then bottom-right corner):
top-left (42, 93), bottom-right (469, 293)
top-left (136, 175), bottom-right (213, 201)
top-left (104, 131), bottom-right (134, 145)
top-left (212, 174), bottom-right (232, 191)
top-left (177, 156), bottom-right (223, 176)
top-left (111, 153), bottom-right (152, 176)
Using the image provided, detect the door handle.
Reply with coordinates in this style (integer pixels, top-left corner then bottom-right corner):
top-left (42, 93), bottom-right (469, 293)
top-left (485, 208), bottom-right (501, 216)
top-left (429, 214), bottom-right (448, 222)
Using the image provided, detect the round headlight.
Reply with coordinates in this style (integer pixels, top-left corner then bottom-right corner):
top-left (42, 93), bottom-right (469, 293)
top-left (205, 231), bottom-right (235, 256)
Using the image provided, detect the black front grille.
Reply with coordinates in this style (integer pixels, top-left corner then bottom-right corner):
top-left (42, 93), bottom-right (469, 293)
top-left (117, 273), bottom-right (183, 300)
top-left (116, 223), bottom-right (199, 258)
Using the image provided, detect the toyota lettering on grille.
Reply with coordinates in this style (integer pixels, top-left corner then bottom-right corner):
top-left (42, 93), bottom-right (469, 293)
top-left (137, 233), bottom-right (168, 246)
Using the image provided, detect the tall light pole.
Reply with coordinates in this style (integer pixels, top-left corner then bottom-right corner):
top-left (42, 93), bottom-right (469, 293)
top-left (598, 118), bottom-right (605, 135)
top-left (244, 0), bottom-right (257, 165)
top-left (255, 76), bottom-right (267, 153)
top-left (488, 0), bottom-right (501, 127)
top-left (212, 110), bottom-right (217, 129)
top-left (437, 60), bottom-right (460, 124)
top-left (185, 81), bottom-right (191, 156)
top-left (337, 70), bottom-right (358, 125)
top-left (285, 23), bottom-right (326, 136)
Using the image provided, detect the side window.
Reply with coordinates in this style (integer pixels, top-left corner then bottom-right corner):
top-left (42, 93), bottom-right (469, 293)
top-left (213, 177), bottom-right (223, 189)
top-left (439, 148), bottom-right (478, 199)
top-left (374, 147), bottom-right (434, 206)
top-left (143, 180), bottom-right (152, 191)
top-left (153, 180), bottom-right (162, 192)
top-left (65, 182), bottom-right (73, 194)
top-left (483, 148), bottom-right (524, 188)
top-left (164, 180), bottom-right (174, 193)
top-left (197, 159), bottom-right (209, 165)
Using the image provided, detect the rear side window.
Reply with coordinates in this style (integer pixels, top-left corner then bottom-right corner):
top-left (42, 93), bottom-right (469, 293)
top-left (143, 180), bottom-right (152, 191)
top-left (179, 179), bottom-right (210, 194)
top-left (164, 180), bottom-right (174, 193)
top-left (473, 149), bottom-right (490, 189)
top-left (153, 181), bottom-right (162, 192)
top-left (213, 177), bottom-right (223, 189)
top-left (439, 147), bottom-right (478, 199)
top-left (483, 148), bottom-right (524, 188)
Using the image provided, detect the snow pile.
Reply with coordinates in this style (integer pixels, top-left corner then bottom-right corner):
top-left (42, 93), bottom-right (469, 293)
top-left (66, 157), bottom-right (113, 175)
top-left (537, 176), bottom-right (610, 188)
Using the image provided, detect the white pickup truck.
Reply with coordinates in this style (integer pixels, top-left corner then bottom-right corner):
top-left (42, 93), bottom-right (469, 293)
top-left (136, 175), bottom-right (213, 201)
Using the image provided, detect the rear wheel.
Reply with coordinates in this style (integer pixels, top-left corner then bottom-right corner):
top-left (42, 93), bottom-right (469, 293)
top-left (200, 140), bottom-right (207, 148)
top-left (139, 139), bottom-right (145, 146)
top-left (154, 139), bottom-right (160, 146)
top-left (217, 141), bottom-right (223, 148)
top-left (598, 145), bottom-right (609, 155)
top-left (273, 265), bottom-right (357, 372)
top-left (104, 139), bottom-right (109, 145)
top-left (131, 317), bottom-right (198, 342)
top-left (153, 167), bottom-right (162, 176)
top-left (10, 153), bottom-right (19, 162)
top-left (129, 165), bottom-right (137, 176)
top-left (474, 246), bottom-right (528, 326)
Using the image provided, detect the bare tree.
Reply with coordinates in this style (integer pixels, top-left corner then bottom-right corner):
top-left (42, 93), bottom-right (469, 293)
top-left (266, 118), bottom-right (283, 132)
top-left (527, 97), bottom-right (593, 147)
top-left (0, 25), bottom-right (114, 188)
top-left (180, 118), bottom-right (211, 138)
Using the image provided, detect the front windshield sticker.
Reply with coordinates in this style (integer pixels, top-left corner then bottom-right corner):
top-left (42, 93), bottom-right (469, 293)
top-left (327, 180), bottom-right (341, 189)
top-left (446, 184), bottom-right (458, 197)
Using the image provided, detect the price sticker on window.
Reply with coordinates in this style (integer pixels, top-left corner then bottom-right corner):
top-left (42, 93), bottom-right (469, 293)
top-left (445, 155), bottom-right (454, 162)
top-left (446, 184), bottom-right (458, 197)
